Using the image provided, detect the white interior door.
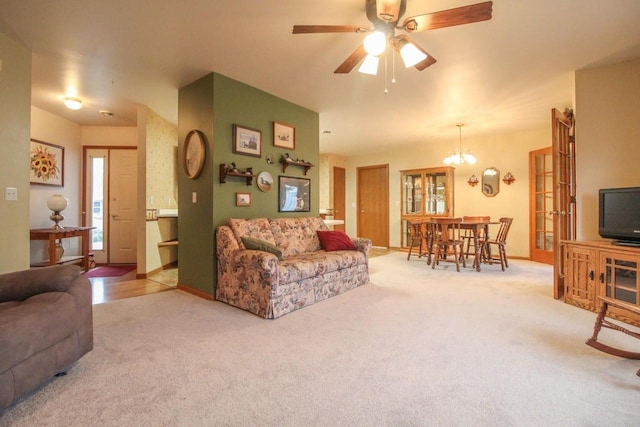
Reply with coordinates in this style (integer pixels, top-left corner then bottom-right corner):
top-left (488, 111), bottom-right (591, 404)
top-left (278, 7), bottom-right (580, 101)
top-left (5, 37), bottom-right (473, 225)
top-left (109, 149), bottom-right (138, 264)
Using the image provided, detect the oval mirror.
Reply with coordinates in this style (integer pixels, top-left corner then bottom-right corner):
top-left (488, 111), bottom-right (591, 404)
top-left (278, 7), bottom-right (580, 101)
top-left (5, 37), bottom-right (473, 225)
top-left (482, 167), bottom-right (500, 197)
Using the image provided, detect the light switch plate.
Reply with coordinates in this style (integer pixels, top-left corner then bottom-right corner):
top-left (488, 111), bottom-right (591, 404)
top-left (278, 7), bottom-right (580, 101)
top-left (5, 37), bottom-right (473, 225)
top-left (5, 187), bottom-right (17, 201)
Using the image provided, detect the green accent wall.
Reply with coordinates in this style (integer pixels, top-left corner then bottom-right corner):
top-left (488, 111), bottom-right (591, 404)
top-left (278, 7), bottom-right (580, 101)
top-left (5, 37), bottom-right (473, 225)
top-left (178, 72), bottom-right (319, 296)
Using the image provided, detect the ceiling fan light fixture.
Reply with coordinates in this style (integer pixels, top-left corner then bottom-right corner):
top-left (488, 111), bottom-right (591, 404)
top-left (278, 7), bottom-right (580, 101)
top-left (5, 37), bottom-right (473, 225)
top-left (358, 54), bottom-right (380, 75)
top-left (399, 41), bottom-right (427, 68)
top-left (363, 31), bottom-right (387, 56)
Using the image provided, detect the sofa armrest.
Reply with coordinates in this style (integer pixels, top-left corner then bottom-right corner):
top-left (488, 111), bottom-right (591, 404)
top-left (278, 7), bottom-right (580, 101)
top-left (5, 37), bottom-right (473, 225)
top-left (352, 237), bottom-right (372, 257)
top-left (233, 250), bottom-right (279, 275)
top-left (0, 265), bottom-right (84, 302)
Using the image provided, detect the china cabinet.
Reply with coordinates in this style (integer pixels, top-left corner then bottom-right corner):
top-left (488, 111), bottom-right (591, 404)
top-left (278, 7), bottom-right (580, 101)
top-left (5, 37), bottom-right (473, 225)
top-left (400, 167), bottom-right (454, 248)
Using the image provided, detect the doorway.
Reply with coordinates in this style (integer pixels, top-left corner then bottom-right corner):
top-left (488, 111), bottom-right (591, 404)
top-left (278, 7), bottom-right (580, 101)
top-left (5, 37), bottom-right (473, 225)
top-left (83, 147), bottom-right (138, 265)
top-left (333, 166), bottom-right (346, 232)
top-left (357, 164), bottom-right (389, 247)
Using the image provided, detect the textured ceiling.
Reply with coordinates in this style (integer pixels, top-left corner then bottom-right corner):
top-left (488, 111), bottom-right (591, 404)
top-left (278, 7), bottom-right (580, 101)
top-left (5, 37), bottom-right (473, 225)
top-left (1, 0), bottom-right (639, 155)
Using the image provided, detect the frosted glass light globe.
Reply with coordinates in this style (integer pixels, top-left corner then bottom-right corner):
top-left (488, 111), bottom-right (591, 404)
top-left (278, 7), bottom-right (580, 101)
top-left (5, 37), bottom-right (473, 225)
top-left (47, 194), bottom-right (69, 212)
top-left (363, 31), bottom-right (386, 56)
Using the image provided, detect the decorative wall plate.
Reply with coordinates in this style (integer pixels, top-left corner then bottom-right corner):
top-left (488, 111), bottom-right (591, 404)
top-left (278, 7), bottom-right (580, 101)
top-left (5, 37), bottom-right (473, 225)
top-left (257, 171), bottom-right (273, 192)
top-left (183, 129), bottom-right (206, 179)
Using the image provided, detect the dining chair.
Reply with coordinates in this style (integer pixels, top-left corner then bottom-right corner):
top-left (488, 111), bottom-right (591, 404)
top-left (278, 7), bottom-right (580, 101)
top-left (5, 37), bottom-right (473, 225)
top-left (431, 217), bottom-right (466, 272)
top-left (461, 215), bottom-right (491, 260)
top-left (479, 217), bottom-right (513, 271)
top-left (406, 220), bottom-right (425, 260)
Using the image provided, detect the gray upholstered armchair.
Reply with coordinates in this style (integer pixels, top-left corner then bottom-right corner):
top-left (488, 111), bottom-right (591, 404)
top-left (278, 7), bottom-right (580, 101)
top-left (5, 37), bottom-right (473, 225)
top-left (0, 265), bottom-right (93, 409)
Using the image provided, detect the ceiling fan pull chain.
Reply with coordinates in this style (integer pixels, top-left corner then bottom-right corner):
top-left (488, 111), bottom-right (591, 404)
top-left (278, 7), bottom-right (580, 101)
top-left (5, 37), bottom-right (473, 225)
top-left (384, 54), bottom-right (389, 94)
top-left (392, 50), bottom-right (397, 84)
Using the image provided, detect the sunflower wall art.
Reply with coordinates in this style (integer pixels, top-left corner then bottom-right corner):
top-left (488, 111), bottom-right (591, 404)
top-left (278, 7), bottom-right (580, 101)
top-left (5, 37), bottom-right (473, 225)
top-left (30, 139), bottom-right (64, 186)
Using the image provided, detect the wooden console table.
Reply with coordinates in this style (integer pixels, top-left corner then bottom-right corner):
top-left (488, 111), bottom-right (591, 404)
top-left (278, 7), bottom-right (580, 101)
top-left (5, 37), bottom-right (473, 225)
top-left (30, 226), bottom-right (94, 272)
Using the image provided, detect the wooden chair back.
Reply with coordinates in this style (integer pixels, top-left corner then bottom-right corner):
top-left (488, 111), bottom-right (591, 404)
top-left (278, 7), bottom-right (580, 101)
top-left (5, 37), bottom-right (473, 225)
top-left (495, 217), bottom-right (513, 244)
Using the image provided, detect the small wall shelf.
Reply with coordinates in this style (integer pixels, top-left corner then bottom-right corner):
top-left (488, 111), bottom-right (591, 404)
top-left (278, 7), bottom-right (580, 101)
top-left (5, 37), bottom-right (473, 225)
top-left (280, 158), bottom-right (314, 175)
top-left (220, 164), bottom-right (254, 185)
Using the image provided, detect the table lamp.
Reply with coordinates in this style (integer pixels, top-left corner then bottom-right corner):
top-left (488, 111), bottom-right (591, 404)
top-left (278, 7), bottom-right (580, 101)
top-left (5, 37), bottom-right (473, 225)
top-left (47, 194), bottom-right (69, 229)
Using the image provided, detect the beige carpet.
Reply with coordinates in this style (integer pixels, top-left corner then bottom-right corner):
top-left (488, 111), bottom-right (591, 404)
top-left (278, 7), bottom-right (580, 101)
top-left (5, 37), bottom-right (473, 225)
top-left (2, 253), bottom-right (639, 426)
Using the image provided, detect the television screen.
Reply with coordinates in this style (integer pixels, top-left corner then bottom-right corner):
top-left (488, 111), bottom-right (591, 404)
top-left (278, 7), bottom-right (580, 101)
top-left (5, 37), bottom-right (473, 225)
top-left (599, 187), bottom-right (640, 245)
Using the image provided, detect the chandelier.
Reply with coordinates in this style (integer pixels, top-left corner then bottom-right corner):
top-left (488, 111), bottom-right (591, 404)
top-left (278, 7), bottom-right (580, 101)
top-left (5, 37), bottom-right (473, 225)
top-left (443, 124), bottom-right (477, 165)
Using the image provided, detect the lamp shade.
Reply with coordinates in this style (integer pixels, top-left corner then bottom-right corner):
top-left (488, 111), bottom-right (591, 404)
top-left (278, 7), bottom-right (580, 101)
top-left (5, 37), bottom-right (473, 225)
top-left (47, 194), bottom-right (69, 212)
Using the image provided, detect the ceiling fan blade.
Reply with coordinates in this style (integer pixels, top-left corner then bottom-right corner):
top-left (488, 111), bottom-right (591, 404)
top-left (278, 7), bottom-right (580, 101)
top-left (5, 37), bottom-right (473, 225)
top-left (334, 45), bottom-right (368, 74)
top-left (402, 1), bottom-right (493, 32)
top-left (392, 35), bottom-right (437, 71)
top-left (292, 25), bottom-right (369, 34)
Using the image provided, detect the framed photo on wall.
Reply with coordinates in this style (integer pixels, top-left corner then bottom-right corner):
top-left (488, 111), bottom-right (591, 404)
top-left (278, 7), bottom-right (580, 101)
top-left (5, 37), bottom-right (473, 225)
top-left (236, 192), bottom-right (251, 207)
top-left (29, 139), bottom-right (64, 186)
top-left (278, 176), bottom-right (310, 212)
top-left (273, 122), bottom-right (295, 150)
top-left (233, 124), bottom-right (262, 157)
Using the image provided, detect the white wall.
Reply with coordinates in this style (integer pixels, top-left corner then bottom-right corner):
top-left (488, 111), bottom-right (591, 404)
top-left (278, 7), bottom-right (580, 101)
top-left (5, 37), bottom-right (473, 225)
top-left (29, 107), bottom-right (82, 263)
top-left (575, 58), bottom-right (640, 240)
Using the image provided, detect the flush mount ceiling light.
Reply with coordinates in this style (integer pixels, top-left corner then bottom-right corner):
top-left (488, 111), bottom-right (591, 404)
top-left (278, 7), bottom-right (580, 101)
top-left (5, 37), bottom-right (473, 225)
top-left (63, 97), bottom-right (82, 110)
top-left (443, 124), bottom-right (478, 166)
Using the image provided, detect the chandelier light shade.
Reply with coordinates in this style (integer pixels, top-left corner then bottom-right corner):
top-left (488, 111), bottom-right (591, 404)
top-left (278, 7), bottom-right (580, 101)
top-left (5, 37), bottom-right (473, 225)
top-left (443, 124), bottom-right (478, 165)
top-left (358, 54), bottom-right (380, 75)
top-left (363, 31), bottom-right (386, 56)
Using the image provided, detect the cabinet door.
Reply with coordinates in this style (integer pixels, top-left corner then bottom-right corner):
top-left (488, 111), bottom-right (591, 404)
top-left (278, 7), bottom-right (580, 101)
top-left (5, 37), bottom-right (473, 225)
top-left (425, 168), bottom-right (454, 216)
top-left (599, 252), bottom-right (639, 305)
top-left (564, 244), bottom-right (597, 311)
top-left (599, 251), bottom-right (640, 326)
top-left (402, 172), bottom-right (423, 215)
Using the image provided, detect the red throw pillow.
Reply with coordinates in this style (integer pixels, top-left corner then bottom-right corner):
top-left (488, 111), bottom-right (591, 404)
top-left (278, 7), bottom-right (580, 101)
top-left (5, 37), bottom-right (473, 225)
top-left (317, 230), bottom-right (357, 251)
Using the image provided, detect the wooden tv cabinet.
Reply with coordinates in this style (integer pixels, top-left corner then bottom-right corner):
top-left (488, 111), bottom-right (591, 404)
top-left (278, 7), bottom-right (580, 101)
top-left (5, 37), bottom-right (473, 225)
top-left (561, 240), bottom-right (640, 327)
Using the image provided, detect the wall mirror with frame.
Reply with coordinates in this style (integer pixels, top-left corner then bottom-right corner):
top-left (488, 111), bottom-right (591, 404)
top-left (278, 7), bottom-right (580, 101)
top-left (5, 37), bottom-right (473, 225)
top-left (482, 167), bottom-right (500, 197)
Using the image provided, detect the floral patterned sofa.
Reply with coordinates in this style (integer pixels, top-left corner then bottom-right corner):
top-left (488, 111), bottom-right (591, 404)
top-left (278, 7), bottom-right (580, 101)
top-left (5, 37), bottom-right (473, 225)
top-left (216, 217), bottom-right (371, 318)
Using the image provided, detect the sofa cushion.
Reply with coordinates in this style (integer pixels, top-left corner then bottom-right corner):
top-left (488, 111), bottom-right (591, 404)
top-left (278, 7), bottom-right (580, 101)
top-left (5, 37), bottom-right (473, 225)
top-left (0, 292), bottom-right (77, 373)
top-left (317, 230), bottom-right (357, 251)
top-left (277, 251), bottom-right (366, 284)
top-left (270, 217), bottom-right (328, 257)
top-left (228, 218), bottom-right (276, 249)
top-left (241, 236), bottom-right (283, 260)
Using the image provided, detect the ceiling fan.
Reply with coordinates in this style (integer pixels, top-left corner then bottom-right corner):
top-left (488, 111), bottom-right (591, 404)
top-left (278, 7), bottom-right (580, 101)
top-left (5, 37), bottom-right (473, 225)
top-left (292, 0), bottom-right (493, 75)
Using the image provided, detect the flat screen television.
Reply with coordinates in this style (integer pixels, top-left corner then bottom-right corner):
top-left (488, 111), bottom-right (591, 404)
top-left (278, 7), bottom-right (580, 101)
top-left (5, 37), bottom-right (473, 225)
top-left (599, 187), bottom-right (640, 246)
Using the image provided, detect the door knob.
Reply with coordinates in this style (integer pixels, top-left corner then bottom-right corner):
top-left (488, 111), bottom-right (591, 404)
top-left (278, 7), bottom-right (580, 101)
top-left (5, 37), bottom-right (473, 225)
top-left (360, 210), bottom-right (365, 213)
top-left (111, 214), bottom-right (120, 219)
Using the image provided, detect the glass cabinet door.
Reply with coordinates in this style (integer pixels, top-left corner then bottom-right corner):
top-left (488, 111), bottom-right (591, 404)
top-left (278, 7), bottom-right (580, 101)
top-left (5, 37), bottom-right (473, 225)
top-left (426, 171), bottom-right (449, 215)
top-left (601, 253), bottom-right (639, 305)
top-left (402, 173), bottom-right (423, 215)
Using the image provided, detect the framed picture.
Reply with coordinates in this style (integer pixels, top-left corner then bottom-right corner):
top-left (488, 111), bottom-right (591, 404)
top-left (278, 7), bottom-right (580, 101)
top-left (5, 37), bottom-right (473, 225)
top-left (29, 139), bottom-right (64, 186)
top-left (273, 122), bottom-right (295, 150)
top-left (233, 124), bottom-right (261, 157)
top-left (236, 192), bottom-right (251, 207)
top-left (278, 176), bottom-right (310, 212)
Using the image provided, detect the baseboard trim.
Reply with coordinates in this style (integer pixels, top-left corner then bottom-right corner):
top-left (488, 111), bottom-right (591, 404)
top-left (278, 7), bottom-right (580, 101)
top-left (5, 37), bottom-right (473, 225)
top-left (177, 283), bottom-right (214, 301)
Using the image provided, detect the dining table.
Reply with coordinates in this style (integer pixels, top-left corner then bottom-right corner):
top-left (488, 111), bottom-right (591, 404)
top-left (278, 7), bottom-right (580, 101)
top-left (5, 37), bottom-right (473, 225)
top-left (424, 218), bottom-right (497, 271)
